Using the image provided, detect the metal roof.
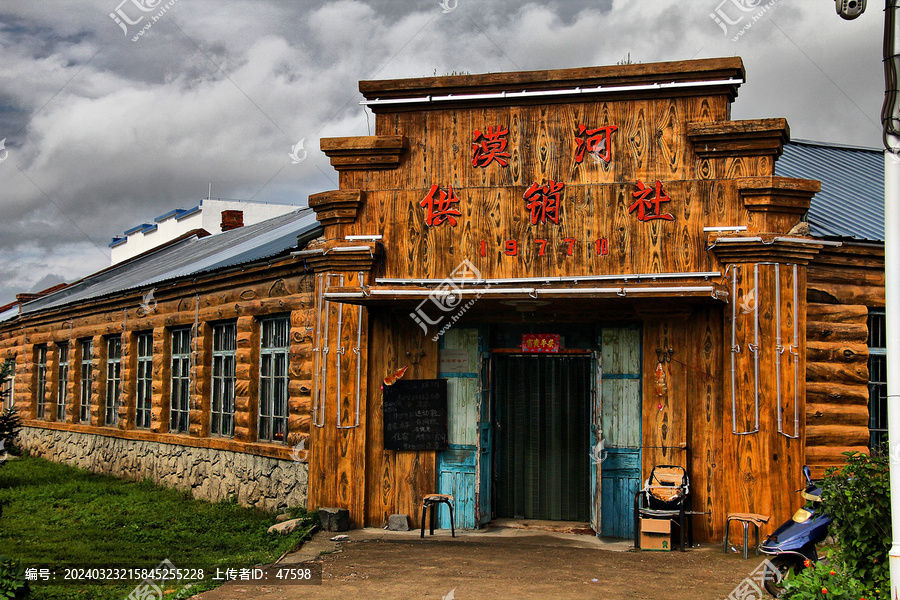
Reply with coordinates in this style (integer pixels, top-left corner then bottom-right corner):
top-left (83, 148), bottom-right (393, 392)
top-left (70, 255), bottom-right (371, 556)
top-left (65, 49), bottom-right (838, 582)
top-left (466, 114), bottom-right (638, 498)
top-left (775, 139), bottom-right (884, 242)
top-left (19, 207), bottom-right (321, 316)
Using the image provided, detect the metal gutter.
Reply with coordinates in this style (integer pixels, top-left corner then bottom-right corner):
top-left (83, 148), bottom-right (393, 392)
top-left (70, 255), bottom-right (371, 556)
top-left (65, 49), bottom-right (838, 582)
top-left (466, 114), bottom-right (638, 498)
top-left (360, 78), bottom-right (744, 107)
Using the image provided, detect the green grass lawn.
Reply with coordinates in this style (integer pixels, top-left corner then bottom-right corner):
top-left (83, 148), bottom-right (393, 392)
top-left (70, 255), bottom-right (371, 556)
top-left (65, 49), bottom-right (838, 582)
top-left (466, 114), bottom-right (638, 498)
top-left (0, 454), bottom-right (317, 599)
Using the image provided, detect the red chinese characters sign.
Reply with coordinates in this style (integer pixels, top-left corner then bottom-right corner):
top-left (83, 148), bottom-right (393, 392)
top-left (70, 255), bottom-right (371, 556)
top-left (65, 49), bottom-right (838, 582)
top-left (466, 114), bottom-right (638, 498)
top-left (630, 180), bottom-right (674, 222)
top-left (574, 124), bottom-right (618, 164)
top-left (420, 184), bottom-right (462, 227)
top-left (472, 125), bottom-right (510, 168)
top-left (523, 180), bottom-right (565, 225)
top-left (521, 334), bottom-right (561, 353)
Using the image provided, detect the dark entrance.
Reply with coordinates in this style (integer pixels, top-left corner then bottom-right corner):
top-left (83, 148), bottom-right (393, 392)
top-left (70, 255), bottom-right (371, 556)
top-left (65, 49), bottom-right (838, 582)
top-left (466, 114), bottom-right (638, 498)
top-left (493, 354), bottom-right (591, 521)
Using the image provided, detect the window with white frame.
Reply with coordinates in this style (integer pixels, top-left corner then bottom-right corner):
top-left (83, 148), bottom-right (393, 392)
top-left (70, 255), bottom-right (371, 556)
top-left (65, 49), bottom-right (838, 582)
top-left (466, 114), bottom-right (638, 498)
top-left (135, 332), bottom-right (153, 429)
top-left (211, 322), bottom-right (237, 437)
top-left (170, 328), bottom-right (192, 433)
top-left (105, 337), bottom-right (122, 426)
top-left (57, 344), bottom-right (69, 421)
top-left (79, 340), bottom-right (93, 423)
top-left (36, 345), bottom-right (48, 419)
top-left (258, 316), bottom-right (289, 442)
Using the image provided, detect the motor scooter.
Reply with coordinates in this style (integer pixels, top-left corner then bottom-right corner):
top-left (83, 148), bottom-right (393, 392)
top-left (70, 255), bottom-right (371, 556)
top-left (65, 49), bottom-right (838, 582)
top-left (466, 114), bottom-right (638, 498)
top-left (759, 465), bottom-right (832, 596)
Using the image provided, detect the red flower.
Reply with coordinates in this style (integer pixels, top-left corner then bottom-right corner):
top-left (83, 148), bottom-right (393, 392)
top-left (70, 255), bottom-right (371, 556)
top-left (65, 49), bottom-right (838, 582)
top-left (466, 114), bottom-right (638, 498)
top-left (829, 570), bottom-right (836, 576)
top-left (821, 588), bottom-right (828, 594)
top-left (804, 559), bottom-right (813, 568)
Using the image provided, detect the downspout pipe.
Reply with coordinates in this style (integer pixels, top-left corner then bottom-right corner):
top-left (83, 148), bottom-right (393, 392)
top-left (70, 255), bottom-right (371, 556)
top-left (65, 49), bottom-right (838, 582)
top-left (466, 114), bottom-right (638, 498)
top-left (883, 1), bottom-right (900, 595)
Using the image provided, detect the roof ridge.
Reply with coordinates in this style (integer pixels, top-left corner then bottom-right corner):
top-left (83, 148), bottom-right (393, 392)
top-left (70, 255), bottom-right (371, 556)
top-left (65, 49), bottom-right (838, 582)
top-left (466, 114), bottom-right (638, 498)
top-left (788, 138), bottom-right (882, 153)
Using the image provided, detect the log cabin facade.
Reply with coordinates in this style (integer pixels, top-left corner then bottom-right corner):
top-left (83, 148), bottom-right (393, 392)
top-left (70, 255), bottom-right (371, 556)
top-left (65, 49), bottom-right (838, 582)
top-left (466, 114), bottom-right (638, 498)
top-left (0, 57), bottom-right (885, 543)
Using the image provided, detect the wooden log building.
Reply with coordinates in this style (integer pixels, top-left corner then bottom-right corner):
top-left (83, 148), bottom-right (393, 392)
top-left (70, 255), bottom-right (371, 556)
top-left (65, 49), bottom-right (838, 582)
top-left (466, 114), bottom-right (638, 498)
top-left (0, 57), bottom-right (886, 543)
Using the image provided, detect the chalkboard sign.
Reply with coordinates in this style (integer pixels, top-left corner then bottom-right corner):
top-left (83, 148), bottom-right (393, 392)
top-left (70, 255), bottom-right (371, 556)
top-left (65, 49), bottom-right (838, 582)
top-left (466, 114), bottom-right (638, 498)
top-left (383, 379), bottom-right (448, 451)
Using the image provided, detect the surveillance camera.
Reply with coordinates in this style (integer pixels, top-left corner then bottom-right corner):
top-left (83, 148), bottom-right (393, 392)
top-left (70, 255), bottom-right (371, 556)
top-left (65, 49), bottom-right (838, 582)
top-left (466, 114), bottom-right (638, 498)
top-left (836, 0), bottom-right (866, 19)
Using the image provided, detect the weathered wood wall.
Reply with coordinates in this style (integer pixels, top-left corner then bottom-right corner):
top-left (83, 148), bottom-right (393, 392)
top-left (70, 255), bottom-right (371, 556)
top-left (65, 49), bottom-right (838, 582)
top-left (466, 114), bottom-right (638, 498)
top-left (805, 245), bottom-right (884, 477)
top-left (642, 307), bottom-right (725, 542)
top-left (364, 308), bottom-right (439, 528)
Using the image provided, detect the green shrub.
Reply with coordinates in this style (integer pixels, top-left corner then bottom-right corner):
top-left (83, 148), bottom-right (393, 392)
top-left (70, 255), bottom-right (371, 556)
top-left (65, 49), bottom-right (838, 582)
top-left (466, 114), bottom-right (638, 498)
top-left (782, 555), bottom-right (870, 600)
top-left (0, 556), bottom-right (29, 599)
top-left (0, 407), bottom-right (22, 455)
top-left (819, 450), bottom-right (890, 595)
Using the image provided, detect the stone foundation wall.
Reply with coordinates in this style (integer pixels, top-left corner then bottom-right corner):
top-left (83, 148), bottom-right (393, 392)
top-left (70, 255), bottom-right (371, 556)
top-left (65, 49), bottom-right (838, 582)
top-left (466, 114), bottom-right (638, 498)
top-left (18, 426), bottom-right (308, 512)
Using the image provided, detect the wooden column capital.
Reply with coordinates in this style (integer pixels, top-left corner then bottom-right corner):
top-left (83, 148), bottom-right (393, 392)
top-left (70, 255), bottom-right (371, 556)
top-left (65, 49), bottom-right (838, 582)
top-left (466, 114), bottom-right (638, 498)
top-left (320, 136), bottom-right (407, 171)
top-left (308, 190), bottom-right (365, 226)
top-left (707, 233), bottom-right (826, 265)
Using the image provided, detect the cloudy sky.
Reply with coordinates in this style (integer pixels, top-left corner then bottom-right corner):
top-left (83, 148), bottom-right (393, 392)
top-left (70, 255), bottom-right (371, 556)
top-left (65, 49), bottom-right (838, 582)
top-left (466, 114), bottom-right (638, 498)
top-left (0, 0), bottom-right (883, 306)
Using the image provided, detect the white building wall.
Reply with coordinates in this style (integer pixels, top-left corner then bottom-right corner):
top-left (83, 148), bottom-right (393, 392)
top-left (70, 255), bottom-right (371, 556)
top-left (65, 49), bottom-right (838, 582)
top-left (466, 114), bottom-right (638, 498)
top-left (110, 199), bottom-right (297, 265)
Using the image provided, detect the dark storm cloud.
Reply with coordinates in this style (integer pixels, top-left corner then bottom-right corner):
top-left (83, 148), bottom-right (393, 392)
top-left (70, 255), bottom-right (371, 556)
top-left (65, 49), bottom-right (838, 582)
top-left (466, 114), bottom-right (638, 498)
top-left (0, 0), bottom-right (886, 305)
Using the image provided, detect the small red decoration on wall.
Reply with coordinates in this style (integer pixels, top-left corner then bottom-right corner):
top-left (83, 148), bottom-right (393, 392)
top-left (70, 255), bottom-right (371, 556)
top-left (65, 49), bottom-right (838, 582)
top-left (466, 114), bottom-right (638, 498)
top-left (472, 125), bottom-right (511, 168)
top-left (420, 184), bottom-right (462, 227)
top-left (630, 180), bottom-right (674, 222)
top-left (521, 334), bottom-right (561, 353)
top-left (574, 124), bottom-right (618, 164)
top-left (523, 180), bottom-right (565, 225)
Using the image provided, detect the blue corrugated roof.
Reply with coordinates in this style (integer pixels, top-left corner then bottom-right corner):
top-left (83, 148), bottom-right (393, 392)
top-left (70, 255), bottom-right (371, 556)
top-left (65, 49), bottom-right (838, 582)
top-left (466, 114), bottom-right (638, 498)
top-left (775, 139), bottom-right (884, 242)
top-left (21, 207), bottom-right (321, 315)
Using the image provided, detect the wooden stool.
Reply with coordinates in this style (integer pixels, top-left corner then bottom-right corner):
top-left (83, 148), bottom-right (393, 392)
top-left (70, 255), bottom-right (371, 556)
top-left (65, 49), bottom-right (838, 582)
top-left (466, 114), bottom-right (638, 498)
top-left (420, 494), bottom-right (455, 538)
top-left (724, 513), bottom-right (769, 559)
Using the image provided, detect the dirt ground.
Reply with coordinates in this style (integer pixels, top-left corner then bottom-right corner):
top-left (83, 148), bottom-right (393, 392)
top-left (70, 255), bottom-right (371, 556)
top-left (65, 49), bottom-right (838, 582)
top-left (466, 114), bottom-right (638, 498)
top-left (194, 526), bottom-right (766, 600)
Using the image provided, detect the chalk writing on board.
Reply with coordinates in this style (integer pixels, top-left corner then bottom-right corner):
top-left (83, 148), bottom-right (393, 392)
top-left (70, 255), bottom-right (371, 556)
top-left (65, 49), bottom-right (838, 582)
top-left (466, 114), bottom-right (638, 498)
top-left (383, 379), bottom-right (448, 451)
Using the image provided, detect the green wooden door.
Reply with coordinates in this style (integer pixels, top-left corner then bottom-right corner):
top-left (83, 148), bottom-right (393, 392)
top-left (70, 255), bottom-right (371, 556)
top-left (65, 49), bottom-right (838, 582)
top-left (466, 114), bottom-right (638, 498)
top-left (437, 328), bottom-right (480, 529)
top-left (598, 327), bottom-right (642, 538)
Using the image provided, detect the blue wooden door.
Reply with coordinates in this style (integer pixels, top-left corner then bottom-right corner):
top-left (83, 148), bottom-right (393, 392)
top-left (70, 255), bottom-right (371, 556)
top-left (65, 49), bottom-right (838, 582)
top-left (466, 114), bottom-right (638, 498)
top-left (437, 328), bottom-right (480, 530)
top-left (598, 327), bottom-right (642, 539)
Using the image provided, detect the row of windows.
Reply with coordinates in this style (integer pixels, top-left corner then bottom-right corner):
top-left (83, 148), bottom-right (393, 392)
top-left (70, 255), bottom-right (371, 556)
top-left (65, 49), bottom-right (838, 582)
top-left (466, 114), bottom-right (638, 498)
top-left (32, 316), bottom-right (291, 443)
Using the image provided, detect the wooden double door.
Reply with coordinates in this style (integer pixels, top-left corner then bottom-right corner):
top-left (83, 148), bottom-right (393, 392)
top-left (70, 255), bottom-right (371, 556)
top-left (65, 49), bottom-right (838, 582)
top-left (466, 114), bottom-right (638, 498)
top-left (436, 326), bottom-right (641, 537)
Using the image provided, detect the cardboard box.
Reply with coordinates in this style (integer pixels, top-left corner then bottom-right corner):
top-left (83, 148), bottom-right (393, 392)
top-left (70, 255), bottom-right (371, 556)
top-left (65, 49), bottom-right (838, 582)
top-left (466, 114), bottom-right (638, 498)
top-left (640, 518), bottom-right (673, 551)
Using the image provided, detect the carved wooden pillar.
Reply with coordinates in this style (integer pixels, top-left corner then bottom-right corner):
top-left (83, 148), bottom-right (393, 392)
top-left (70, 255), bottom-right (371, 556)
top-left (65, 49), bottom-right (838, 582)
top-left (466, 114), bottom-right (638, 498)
top-left (711, 236), bottom-right (823, 542)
